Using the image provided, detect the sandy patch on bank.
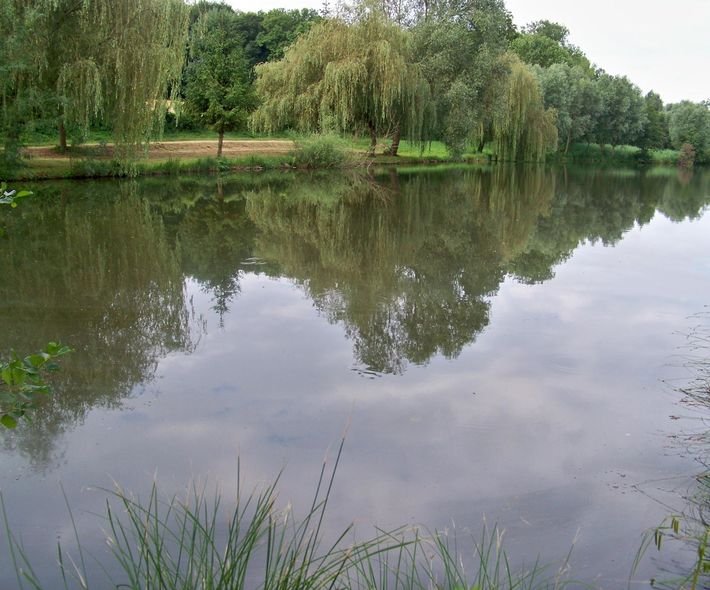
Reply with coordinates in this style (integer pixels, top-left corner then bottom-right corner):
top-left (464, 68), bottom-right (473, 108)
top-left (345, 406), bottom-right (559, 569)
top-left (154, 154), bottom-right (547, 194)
top-left (25, 139), bottom-right (295, 161)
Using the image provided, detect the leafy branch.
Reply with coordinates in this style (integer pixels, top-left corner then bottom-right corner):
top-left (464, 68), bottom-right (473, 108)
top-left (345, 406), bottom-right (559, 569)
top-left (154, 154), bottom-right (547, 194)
top-left (0, 342), bottom-right (72, 429)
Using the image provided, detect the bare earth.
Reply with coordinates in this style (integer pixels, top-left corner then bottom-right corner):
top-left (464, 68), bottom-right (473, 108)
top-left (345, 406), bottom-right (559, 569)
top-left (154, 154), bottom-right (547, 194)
top-left (25, 139), bottom-right (295, 161)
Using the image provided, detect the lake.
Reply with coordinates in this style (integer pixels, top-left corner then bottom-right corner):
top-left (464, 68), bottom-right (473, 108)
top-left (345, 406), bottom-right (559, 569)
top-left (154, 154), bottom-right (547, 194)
top-left (1, 164), bottom-right (709, 588)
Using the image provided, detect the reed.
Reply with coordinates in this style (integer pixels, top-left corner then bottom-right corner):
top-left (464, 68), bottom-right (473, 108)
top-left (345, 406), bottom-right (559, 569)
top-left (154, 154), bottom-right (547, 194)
top-left (2, 437), bottom-right (572, 589)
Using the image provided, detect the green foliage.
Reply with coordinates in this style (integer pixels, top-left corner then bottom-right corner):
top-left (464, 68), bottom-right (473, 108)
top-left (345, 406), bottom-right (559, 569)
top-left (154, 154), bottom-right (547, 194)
top-left (252, 10), bottom-right (432, 154)
top-left (668, 101), bottom-right (710, 160)
top-left (510, 34), bottom-right (584, 69)
top-left (679, 143), bottom-right (697, 168)
top-left (639, 91), bottom-right (670, 150)
top-left (523, 20), bottom-right (569, 44)
top-left (412, 0), bottom-right (514, 157)
top-left (291, 133), bottom-right (350, 168)
top-left (185, 9), bottom-right (258, 156)
top-left (210, 8), bottom-right (321, 68)
top-left (533, 63), bottom-right (600, 151)
top-left (0, 343), bottom-right (71, 429)
top-left (2, 436), bottom-right (571, 589)
top-left (511, 20), bottom-right (590, 70)
top-left (491, 56), bottom-right (558, 162)
top-left (256, 8), bottom-right (322, 61)
top-left (0, 0), bottom-right (190, 170)
top-left (593, 73), bottom-right (646, 148)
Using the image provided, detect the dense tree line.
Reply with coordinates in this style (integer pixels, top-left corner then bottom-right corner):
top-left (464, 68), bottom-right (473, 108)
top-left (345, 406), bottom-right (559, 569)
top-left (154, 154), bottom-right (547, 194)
top-left (0, 0), bottom-right (189, 170)
top-left (1, 0), bottom-right (708, 169)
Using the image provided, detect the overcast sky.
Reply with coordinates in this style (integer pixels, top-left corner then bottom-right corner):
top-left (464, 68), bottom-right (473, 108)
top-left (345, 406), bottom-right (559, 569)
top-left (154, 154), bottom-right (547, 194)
top-left (224, 0), bottom-right (709, 105)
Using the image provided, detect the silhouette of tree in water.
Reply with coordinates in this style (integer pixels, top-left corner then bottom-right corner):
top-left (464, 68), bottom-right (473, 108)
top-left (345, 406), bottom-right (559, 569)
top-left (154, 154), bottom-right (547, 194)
top-left (246, 166), bottom-right (556, 373)
top-left (1, 166), bottom-right (708, 468)
top-left (0, 183), bottom-right (195, 471)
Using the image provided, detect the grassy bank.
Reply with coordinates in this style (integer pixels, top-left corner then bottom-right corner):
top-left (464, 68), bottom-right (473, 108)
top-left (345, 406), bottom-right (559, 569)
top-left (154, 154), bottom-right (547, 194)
top-left (4, 137), bottom-right (491, 181)
top-left (1, 132), bottom-right (689, 181)
top-left (549, 143), bottom-right (682, 166)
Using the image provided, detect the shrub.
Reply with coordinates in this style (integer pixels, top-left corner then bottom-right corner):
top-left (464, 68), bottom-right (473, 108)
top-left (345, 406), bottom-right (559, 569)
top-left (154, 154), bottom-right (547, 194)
top-left (291, 133), bottom-right (350, 169)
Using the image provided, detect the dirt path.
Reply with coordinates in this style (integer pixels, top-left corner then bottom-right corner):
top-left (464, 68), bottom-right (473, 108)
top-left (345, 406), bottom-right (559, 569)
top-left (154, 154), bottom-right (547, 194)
top-left (25, 139), bottom-right (296, 161)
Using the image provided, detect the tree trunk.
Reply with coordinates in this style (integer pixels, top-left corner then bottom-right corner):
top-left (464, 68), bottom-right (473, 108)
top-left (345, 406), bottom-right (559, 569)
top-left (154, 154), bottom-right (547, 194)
top-left (59, 121), bottom-right (68, 152)
top-left (217, 127), bottom-right (224, 157)
top-left (564, 129), bottom-right (572, 154)
top-left (385, 126), bottom-right (401, 156)
top-left (368, 124), bottom-right (377, 155)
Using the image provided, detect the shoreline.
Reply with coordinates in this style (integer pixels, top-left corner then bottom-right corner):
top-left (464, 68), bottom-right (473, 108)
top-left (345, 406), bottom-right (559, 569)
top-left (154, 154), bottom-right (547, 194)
top-left (2, 138), bottom-right (690, 181)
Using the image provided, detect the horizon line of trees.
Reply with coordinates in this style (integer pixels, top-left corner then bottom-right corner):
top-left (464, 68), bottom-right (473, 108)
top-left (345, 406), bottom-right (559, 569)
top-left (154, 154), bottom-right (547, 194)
top-left (1, 0), bottom-right (708, 171)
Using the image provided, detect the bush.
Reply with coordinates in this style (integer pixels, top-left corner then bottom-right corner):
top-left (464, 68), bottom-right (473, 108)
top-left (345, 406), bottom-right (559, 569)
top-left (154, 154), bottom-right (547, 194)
top-left (291, 133), bottom-right (350, 169)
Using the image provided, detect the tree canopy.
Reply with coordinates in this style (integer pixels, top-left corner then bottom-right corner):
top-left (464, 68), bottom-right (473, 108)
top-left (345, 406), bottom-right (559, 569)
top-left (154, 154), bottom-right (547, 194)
top-left (667, 101), bottom-right (710, 158)
top-left (0, 0), bottom-right (189, 169)
top-left (251, 8), bottom-right (431, 155)
top-left (185, 9), bottom-right (257, 156)
top-left (491, 55), bottom-right (558, 162)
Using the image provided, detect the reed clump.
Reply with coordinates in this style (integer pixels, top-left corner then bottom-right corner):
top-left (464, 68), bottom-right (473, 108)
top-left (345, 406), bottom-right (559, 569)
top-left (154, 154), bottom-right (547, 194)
top-left (2, 438), bottom-right (572, 589)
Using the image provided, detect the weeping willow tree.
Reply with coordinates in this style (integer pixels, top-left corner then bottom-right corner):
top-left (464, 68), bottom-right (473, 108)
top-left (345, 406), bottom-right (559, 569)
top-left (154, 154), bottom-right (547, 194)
top-left (1, 0), bottom-right (189, 168)
top-left (95, 0), bottom-right (189, 164)
top-left (251, 8), bottom-right (432, 156)
top-left (491, 54), bottom-right (558, 162)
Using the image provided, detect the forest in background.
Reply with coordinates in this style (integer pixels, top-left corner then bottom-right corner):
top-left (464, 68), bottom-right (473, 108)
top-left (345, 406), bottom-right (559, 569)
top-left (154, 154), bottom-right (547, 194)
top-left (1, 0), bottom-right (709, 175)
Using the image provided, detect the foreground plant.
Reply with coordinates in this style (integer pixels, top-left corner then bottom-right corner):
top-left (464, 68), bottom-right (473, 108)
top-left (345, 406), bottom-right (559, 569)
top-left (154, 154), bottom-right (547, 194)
top-left (2, 437), bottom-right (572, 589)
top-left (635, 312), bottom-right (710, 589)
top-left (0, 183), bottom-right (32, 237)
top-left (0, 342), bottom-right (72, 428)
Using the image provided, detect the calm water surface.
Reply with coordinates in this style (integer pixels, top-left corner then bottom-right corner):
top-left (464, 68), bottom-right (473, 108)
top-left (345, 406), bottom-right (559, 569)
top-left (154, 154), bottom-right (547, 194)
top-left (1, 165), bottom-right (709, 587)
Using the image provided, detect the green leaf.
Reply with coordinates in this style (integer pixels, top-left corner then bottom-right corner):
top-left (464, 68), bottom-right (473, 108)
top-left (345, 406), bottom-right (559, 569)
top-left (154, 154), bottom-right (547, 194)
top-left (26, 353), bottom-right (50, 368)
top-left (1, 365), bottom-right (28, 386)
top-left (1, 414), bottom-right (18, 429)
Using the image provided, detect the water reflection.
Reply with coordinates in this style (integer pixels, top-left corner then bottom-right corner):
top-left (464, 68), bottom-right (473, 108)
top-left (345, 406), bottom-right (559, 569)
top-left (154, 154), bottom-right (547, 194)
top-left (0, 184), bottom-right (197, 470)
top-left (246, 167), bottom-right (554, 373)
top-left (0, 165), bottom-right (708, 469)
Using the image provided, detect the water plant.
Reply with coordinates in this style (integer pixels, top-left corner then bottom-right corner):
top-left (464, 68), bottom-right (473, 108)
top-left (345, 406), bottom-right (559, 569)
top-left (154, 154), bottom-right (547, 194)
top-left (2, 437), bottom-right (573, 589)
top-left (635, 311), bottom-right (710, 589)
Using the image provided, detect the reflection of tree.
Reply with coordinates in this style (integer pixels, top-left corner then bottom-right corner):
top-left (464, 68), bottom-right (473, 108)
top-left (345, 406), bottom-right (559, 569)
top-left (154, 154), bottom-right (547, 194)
top-left (1, 166), bottom-right (708, 466)
top-left (141, 173), bottom-right (289, 324)
top-left (247, 166), bottom-right (556, 373)
top-left (508, 168), bottom-right (710, 284)
top-left (0, 184), bottom-right (194, 471)
top-left (654, 168), bottom-right (710, 222)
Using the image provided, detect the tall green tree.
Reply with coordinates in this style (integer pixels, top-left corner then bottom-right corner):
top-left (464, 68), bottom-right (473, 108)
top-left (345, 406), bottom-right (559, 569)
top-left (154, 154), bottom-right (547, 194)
top-left (667, 101), bottom-right (710, 158)
top-left (638, 91), bottom-right (669, 150)
top-left (593, 73), bottom-right (646, 148)
top-left (252, 8), bottom-right (431, 156)
top-left (256, 9), bottom-right (321, 62)
top-left (185, 9), bottom-right (257, 156)
top-left (510, 20), bottom-right (590, 70)
top-left (0, 0), bottom-right (189, 168)
top-left (412, 0), bottom-right (515, 157)
top-left (491, 55), bottom-right (557, 162)
top-left (533, 62), bottom-right (600, 152)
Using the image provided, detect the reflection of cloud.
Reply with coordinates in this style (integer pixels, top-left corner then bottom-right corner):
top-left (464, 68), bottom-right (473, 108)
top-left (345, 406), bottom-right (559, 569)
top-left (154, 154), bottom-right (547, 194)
top-left (2, 171), bottom-right (710, 587)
